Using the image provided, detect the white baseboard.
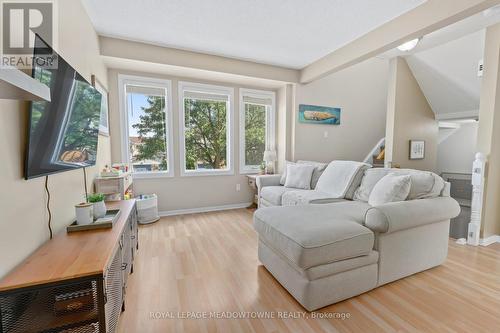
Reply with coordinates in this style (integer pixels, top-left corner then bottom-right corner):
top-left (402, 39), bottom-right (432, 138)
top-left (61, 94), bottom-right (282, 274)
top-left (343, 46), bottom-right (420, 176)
top-left (479, 235), bottom-right (500, 246)
top-left (159, 202), bottom-right (253, 217)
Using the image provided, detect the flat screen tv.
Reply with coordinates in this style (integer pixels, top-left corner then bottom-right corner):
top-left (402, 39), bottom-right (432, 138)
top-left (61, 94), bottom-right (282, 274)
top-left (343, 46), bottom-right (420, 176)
top-left (25, 35), bottom-right (102, 179)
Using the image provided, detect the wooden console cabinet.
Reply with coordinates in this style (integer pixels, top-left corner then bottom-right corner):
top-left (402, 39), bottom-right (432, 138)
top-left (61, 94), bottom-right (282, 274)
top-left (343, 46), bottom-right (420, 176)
top-left (0, 200), bottom-right (138, 333)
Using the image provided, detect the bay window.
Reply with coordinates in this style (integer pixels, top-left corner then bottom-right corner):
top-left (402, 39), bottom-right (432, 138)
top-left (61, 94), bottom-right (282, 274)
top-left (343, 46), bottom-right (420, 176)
top-left (179, 82), bottom-right (234, 176)
top-left (239, 88), bottom-right (275, 174)
top-left (118, 75), bottom-right (174, 177)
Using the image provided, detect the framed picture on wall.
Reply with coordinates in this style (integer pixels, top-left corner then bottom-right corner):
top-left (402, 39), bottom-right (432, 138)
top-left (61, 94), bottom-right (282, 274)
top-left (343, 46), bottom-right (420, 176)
top-left (409, 140), bottom-right (425, 160)
top-left (91, 74), bottom-right (110, 136)
top-left (298, 104), bottom-right (341, 125)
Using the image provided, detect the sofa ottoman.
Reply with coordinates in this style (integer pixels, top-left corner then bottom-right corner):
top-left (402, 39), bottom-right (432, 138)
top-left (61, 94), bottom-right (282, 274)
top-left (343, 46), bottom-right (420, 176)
top-left (254, 204), bottom-right (378, 311)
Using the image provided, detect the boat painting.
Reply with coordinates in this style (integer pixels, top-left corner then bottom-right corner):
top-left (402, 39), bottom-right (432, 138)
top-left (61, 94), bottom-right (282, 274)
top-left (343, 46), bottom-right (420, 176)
top-left (298, 104), bottom-right (341, 125)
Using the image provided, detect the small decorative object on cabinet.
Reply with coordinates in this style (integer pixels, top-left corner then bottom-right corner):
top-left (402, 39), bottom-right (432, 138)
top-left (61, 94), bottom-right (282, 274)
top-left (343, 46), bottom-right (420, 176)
top-left (0, 200), bottom-right (138, 333)
top-left (95, 172), bottom-right (133, 201)
top-left (88, 193), bottom-right (107, 219)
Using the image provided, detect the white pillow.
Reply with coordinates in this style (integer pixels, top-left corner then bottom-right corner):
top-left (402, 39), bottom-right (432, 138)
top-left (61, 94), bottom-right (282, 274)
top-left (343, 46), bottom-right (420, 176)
top-left (280, 160), bottom-right (295, 185)
top-left (297, 160), bottom-right (328, 189)
top-left (284, 164), bottom-right (315, 190)
top-left (368, 174), bottom-right (411, 206)
top-left (280, 160), bottom-right (328, 189)
top-left (354, 168), bottom-right (445, 202)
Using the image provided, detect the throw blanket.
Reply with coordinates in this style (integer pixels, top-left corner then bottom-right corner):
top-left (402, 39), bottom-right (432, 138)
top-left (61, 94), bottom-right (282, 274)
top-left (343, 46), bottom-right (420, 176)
top-left (315, 160), bottom-right (369, 198)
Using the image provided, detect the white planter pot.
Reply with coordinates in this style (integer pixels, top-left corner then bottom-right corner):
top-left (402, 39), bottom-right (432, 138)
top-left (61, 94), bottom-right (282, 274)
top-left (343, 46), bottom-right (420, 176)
top-left (75, 203), bottom-right (93, 225)
top-left (93, 201), bottom-right (106, 219)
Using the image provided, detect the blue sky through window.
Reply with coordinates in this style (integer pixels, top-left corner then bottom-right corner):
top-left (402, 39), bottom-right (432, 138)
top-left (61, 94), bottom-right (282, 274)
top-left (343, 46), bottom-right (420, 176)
top-left (128, 93), bottom-right (150, 137)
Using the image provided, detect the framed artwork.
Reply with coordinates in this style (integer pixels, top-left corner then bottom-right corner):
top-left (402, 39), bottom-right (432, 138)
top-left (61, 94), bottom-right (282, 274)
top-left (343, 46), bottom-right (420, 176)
top-left (91, 74), bottom-right (110, 136)
top-left (409, 140), bottom-right (425, 160)
top-left (298, 104), bottom-right (341, 125)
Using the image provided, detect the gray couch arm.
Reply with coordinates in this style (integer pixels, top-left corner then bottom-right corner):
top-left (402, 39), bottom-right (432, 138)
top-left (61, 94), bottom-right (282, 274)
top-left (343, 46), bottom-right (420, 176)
top-left (365, 197), bottom-right (461, 233)
top-left (256, 174), bottom-right (282, 191)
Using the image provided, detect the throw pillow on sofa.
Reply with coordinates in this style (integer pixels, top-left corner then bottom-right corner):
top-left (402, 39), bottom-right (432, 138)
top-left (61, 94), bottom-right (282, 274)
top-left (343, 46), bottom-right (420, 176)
top-left (297, 160), bottom-right (327, 189)
top-left (280, 160), bottom-right (294, 185)
top-left (354, 168), bottom-right (445, 202)
top-left (315, 160), bottom-right (371, 198)
top-left (284, 164), bottom-right (315, 190)
top-left (280, 160), bottom-right (327, 189)
top-left (368, 174), bottom-right (411, 206)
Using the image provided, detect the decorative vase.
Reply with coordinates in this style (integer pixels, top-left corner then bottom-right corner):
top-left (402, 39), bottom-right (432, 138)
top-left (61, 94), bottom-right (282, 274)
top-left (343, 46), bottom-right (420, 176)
top-left (93, 201), bottom-right (106, 219)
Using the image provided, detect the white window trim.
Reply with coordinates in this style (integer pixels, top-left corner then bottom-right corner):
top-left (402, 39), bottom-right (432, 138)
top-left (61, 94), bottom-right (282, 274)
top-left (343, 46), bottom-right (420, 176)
top-left (118, 74), bottom-right (174, 178)
top-left (239, 88), bottom-right (276, 175)
top-left (178, 81), bottom-right (235, 177)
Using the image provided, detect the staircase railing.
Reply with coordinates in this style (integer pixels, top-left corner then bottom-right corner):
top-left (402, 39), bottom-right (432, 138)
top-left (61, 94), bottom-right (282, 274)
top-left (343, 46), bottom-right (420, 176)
top-left (363, 138), bottom-right (385, 164)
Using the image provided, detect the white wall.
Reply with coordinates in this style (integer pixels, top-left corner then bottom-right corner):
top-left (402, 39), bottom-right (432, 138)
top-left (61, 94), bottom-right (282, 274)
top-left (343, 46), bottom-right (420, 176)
top-left (293, 58), bottom-right (389, 162)
top-left (0, 0), bottom-right (110, 278)
top-left (437, 122), bottom-right (478, 174)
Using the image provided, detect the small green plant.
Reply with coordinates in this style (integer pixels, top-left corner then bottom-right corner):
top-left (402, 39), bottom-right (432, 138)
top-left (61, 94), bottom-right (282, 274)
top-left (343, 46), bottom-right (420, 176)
top-left (88, 193), bottom-right (105, 203)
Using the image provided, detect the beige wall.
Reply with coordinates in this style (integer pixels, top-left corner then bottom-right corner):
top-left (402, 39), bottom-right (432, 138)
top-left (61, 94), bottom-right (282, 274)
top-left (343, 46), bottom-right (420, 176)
top-left (293, 58), bottom-right (388, 163)
top-left (477, 22), bottom-right (500, 237)
top-left (385, 57), bottom-right (438, 171)
top-left (0, 0), bottom-right (110, 278)
top-left (276, 84), bottom-right (295, 173)
top-left (108, 69), bottom-right (283, 212)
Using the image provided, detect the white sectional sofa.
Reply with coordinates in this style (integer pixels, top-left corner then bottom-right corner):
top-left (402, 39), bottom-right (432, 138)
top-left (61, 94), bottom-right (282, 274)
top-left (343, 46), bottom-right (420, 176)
top-left (253, 162), bottom-right (460, 311)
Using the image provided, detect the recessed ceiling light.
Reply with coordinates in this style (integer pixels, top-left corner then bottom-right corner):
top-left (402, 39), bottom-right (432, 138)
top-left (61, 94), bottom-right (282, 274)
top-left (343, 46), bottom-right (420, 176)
top-left (397, 38), bottom-right (421, 52)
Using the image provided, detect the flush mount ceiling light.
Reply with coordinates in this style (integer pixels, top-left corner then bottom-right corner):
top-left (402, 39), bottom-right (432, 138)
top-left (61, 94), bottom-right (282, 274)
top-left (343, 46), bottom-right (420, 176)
top-left (397, 38), bottom-right (421, 52)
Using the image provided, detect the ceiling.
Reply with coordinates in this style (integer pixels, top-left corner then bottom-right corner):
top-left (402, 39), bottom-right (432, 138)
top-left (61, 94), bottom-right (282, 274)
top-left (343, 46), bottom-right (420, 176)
top-left (82, 0), bottom-right (425, 69)
top-left (406, 30), bottom-right (485, 119)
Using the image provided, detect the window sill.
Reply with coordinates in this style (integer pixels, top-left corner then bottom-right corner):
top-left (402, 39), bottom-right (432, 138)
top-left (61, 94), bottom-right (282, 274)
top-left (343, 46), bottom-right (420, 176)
top-left (180, 169), bottom-right (234, 177)
top-left (239, 169), bottom-right (262, 175)
top-left (132, 171), bottom-right (174, 179)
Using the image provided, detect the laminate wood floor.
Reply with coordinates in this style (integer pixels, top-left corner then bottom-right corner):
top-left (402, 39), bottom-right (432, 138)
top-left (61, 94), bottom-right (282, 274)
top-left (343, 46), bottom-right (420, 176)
top-left (117, 208), bottom-right (500, 333)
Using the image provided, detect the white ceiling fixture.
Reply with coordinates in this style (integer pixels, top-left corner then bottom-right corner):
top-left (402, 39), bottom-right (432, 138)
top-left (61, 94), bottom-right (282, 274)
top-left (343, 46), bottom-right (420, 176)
top-left (82, 0), bottom-right (426, 69)
top-left (397, 38), bottom-right (421, 51)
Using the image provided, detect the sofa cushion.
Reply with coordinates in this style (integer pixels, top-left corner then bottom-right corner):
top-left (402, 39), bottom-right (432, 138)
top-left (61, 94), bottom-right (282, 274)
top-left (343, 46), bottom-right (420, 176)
top-left (281, 160), bottom-right (328, 189)
top-left (316, 161), bottom-right (371, 198)
top-left (284, 164), bottom-right (315, 189)
top-left (254, 202), bottom-right (374, 269)
top-left (297, 160), bottom-right (328, 189)
top-left (281, 190), bottom-right (346, 206)
top-left (354, 168), bottom-right (445, 202)
top-left (304, 251), bottom-right (379, 280)
top-left (368, 174), bottom-right (411, 206)
top-left (345, 164), bottom-right (371, 200)
top-left (260, 186), bottom-right (308, 206)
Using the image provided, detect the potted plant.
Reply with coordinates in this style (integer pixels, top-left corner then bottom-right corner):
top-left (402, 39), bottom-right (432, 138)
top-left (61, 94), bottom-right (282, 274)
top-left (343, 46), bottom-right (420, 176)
top-left (88, 193), bottom-right (106, 219)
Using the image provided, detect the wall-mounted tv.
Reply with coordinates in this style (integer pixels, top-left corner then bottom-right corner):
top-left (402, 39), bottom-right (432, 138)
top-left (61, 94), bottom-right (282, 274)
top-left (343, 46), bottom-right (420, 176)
top-left (25, 35), bottom-right (102, 179)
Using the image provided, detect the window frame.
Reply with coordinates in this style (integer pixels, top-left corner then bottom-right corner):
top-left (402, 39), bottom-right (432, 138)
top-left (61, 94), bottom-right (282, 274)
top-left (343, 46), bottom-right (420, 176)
top-left (239, 88), bottom-right (276, 174)
top-left (178, 81), bottom-right (235, 177)
top-left (118, 74), bottom-right (174, 179)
